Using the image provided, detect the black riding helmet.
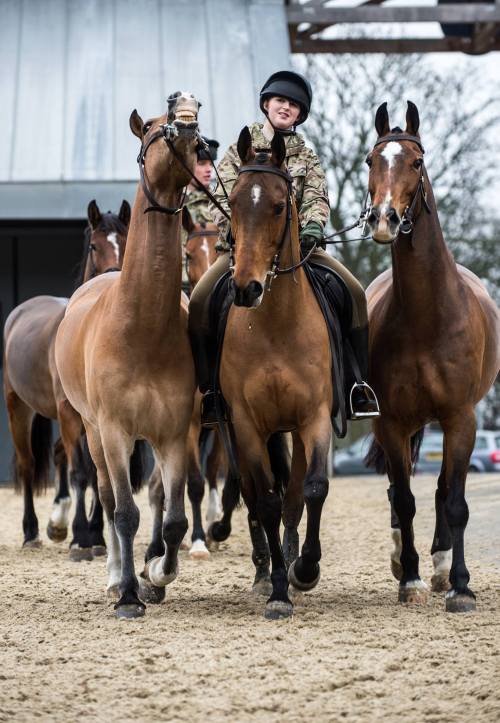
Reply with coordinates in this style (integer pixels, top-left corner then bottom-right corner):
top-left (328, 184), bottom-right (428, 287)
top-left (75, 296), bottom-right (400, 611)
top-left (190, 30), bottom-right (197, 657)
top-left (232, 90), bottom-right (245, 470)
top-left (196, 136), bottom-right (219, 162)
top-left (259, 70), bottom-right (312, 126)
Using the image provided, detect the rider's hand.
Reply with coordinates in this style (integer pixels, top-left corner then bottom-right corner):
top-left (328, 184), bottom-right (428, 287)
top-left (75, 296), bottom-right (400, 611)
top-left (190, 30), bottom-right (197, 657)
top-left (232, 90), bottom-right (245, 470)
top-left (300, 222), bottom-right (325, 253)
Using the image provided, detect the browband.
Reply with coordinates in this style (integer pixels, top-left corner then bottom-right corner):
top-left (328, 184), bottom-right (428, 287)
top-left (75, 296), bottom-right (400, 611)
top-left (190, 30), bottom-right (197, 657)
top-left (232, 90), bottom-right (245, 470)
top-left (238, 165), bottom-right (293, 183)
top-left (374, 133), bottom-right (425, 154)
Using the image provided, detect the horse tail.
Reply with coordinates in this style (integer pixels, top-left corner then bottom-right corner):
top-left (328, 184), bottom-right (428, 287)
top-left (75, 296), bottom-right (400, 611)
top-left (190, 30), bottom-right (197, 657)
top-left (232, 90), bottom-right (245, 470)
top-left (130, 440), bottom-right (148, 494)
top-left (29, 414), bottom-right (53, 495)
top-left (364, 428), bottom-right (426, 475)
top-left (364, 436), bottom-right (387, 474)
top-left (267, 432), bottom-right (291, 497)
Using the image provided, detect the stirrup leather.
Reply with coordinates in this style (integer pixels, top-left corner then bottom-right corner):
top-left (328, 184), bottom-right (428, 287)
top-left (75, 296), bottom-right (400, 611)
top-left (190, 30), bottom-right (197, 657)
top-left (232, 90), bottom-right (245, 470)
top-left (349, 382), bottom-right (381, 420)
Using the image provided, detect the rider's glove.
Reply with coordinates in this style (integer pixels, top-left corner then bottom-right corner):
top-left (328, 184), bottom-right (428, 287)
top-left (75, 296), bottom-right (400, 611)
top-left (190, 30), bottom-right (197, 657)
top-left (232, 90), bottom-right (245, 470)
top-left (300, 222), bottom-right (325, 253)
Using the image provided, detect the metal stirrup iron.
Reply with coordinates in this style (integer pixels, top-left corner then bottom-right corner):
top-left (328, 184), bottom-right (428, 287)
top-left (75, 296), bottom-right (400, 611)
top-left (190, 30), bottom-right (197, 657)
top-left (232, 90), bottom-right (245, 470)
top-left (349, 382), bottom-right (381, 420)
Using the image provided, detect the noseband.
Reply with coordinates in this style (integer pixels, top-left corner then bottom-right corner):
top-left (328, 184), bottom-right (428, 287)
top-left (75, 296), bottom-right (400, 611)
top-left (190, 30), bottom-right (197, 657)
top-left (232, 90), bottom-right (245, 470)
top-left (371, 133), bottom-right (431, 236)
top-left (234, 164), bottom-right (315, 292)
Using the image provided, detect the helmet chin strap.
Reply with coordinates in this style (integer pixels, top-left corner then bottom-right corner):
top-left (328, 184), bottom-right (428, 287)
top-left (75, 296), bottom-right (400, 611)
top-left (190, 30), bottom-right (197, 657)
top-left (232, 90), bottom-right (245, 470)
top-left (263, 116), bottom-right (296, 139)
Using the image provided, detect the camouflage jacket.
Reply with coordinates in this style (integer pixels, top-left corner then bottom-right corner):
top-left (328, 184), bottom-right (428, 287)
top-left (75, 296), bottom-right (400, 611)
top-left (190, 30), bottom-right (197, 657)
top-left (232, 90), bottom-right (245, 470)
top-left (208, 122), bottom-right (330, 251)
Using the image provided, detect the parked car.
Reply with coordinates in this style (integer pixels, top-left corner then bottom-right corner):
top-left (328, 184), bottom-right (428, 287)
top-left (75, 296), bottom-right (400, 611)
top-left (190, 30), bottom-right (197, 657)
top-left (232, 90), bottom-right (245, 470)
top-left (333, 429), bottom-right (500, 475)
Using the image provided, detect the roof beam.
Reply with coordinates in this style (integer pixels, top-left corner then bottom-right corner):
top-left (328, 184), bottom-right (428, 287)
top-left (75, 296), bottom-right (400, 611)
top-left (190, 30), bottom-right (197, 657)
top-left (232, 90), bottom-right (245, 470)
top-left (287, 4), bottom-right (500, 25)
top-left (290, 37), bottom-right (500, 53)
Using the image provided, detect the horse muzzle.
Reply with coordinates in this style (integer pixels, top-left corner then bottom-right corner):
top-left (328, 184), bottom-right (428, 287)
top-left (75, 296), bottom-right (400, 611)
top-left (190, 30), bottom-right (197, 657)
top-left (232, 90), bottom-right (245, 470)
top-left (232, 280), bottom-right (264, 308)
top-left (367, 205), bottom-right (401, 244)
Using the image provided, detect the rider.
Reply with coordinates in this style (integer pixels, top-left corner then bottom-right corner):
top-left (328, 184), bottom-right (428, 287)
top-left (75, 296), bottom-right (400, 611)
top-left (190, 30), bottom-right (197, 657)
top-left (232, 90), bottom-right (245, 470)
top-left (181, 136), bottom-right (220, 291)
top-left (189, 70), bottom-right (379, 426)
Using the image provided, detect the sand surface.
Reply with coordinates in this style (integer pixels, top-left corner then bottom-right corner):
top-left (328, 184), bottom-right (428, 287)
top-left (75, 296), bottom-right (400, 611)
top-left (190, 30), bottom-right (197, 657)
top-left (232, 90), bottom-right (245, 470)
top-left (0, 472), bottom-right (499, 723)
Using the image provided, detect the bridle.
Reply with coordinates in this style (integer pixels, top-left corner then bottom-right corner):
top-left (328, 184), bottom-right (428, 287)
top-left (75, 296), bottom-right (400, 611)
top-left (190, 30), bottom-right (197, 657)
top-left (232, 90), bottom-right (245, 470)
top-left (370, 132), bottom-right (431, 237)
top-left (87, 238), bottom-right (122, 277)
top-left (137, 123), bottom-right (191, 215)
top-left (234, 163), bottom-right (316, 292)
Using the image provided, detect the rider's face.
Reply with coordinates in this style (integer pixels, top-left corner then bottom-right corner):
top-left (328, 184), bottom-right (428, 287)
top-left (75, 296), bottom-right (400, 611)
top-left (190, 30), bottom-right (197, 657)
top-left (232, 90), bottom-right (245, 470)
top-left (264, 96), bottom-right (301, 129)
top-left (193, 159), bottom-right (212, 187)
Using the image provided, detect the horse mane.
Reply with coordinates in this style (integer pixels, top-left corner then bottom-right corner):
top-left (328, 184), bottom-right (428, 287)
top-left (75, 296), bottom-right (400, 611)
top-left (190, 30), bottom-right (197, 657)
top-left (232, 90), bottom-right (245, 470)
top-left (390, 126), bottom-right (403, 134)
top-left (73, 212), bottom-right (128, 290)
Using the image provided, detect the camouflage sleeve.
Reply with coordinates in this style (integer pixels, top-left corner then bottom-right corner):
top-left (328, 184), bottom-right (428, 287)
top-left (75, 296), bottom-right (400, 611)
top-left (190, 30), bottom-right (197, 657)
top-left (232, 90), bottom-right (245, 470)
top-left (298, 150), bottom-right (330, 232)
top-left (208, 142), bottom-right (240, 249)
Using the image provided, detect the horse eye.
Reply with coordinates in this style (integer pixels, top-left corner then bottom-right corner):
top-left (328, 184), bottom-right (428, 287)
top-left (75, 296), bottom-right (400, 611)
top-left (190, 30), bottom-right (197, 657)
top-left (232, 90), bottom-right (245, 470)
top-left (365, 157), bottom-right (372, 168)
top-left (274, 203), bottom-right (285, 215)
top-left (142, 122), bottom-right (152, 134)
top-left (413, 158), bottom-right (423, 169)
top-left (185, 252), bottom-right (192, 260)
top-left (89, 243), bottom-right (97, 251)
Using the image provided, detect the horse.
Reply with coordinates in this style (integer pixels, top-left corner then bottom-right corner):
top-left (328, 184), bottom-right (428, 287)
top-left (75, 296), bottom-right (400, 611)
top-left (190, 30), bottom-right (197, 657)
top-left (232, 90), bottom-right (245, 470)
top-left (364, 101), bottom-right (500, 612)
top-left (146, 211), bottom-right (223, 560)
top-left (215, 128), bottom-right (335, 620)
top-left (55, 92), bottom-right (200, 618)
top-left (3, 200), bottom-right (129, 556)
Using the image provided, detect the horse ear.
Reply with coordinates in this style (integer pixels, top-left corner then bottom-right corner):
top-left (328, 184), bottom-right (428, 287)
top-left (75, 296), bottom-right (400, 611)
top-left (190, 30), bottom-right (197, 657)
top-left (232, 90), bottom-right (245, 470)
top-left (129, 109), bottom-right (143, 139)
top-left (182, 206), bottom-right (195, 234)
top-left (270, 132), bottom-right (286, 168)
top-left (118, 200), bottom-right (131, 227)
top-left (87, 199), bottom-right (102, 229)
top-left (237, 126), bottom-right (254, 163)
top-left (375, 102), bottom-right (390, 137)
top-left (405, 100), bottom-right (420, 136)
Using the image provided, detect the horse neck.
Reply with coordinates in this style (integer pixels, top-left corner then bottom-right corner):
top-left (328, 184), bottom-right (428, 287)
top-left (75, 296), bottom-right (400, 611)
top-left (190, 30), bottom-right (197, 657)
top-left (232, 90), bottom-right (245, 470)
top-left (390, 172), bottom-right (460, 323)
top-left (117, 187), bottom-right (183, 335)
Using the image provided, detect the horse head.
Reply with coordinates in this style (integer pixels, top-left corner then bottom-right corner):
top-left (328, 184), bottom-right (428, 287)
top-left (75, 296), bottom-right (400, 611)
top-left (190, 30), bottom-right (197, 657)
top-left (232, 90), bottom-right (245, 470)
top-left (82, 199), bottom-right (130, 281)
top-left (230, 126), bottom-right (291, 308)
top-left (366, 101), bottom-right (427, 244)
top-left (182, 207), bottom-right (219, 289)
top-left (130, 92), bottom-right (200, 207)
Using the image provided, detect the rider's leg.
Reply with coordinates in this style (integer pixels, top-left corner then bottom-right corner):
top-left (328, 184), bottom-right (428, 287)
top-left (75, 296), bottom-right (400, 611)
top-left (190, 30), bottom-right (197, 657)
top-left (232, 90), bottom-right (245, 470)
top-left (188, 252), bottom-right (231, 426)
top-left (309, 249), bottom-right (380, 419)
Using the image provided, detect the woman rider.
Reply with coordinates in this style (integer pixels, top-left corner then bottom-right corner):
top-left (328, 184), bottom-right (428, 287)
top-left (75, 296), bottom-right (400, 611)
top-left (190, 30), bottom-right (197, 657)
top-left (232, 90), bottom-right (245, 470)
top-left (189, 70), bottom-right (379, 426)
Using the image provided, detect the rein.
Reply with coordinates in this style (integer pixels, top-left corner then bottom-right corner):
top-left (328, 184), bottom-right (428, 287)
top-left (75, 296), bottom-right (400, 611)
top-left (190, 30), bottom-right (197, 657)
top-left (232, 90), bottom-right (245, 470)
top-left (137, 125), bottom-right (188, 215)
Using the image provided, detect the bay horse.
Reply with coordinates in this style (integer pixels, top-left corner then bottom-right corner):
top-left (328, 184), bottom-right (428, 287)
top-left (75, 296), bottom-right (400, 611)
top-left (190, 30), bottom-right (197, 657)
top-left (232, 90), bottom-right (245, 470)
top-left (55, 92), bottom-right (200, 618)
top-left (146, 212), bottom-right (223, 561)
top-left (3, 200), bottom-right (129, 555)
top-left (218, 128), bottom-right (334, 620)
top-left (365, 101), bottom-right (500, 612)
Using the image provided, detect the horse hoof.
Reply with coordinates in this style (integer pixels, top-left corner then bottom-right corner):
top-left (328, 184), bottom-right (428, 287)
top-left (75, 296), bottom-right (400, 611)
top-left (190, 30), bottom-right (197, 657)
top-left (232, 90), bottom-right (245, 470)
top-left (46, 522), bottom-right (67, 543)
top-left (139, 577), bottom-right (166, 605)
top-left (180, 536), bottom-right (190, 551)
top-left (22, 537), bottom-right (42, 549)
top-left (189, 539), bottom-right (210, 560)
top-left (288, 559), bottom-right (320, 592)
top-left (445, 591), bottom-right (476, 613)
top-left (264, 600), bottom-right (293, 620)
top-left (208, 521), bottom-right (231, 543)
top-left (431, 573), bottom-right (450, 593)
top-left (107, 585), bottom-right (120, 602)
top-left (252, 577), bottom-right (273, 597)
top-left (69, 545), bottom-right (93, 562)
top-left (115, 604), bottom-right (145, 620)
top-left (398, 580), bottom-right (429, 604)
top-left (91, 545), bottom-right (107, 557)
top-left (391, 559), bottom-right (403, 581)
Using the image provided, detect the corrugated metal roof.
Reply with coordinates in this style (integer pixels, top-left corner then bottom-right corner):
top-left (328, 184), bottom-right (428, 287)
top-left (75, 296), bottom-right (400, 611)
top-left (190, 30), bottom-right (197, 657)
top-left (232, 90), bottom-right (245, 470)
top-left (0, 0), bottom-right (290, 217)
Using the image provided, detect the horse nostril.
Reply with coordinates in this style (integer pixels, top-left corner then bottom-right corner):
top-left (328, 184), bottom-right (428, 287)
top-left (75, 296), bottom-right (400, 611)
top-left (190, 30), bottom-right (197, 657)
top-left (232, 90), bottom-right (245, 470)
top-left (367, 208), bottom-right (380, 225)
top-left (387, 207), bottom-right (400, 225)
top-left (247, 281), bottom-right (263, 299)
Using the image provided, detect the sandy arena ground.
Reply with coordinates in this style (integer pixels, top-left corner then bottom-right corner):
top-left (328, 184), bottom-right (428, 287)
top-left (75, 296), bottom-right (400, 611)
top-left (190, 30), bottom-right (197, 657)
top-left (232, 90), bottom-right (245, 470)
top-left (0, 472), bottom-right (499, 723)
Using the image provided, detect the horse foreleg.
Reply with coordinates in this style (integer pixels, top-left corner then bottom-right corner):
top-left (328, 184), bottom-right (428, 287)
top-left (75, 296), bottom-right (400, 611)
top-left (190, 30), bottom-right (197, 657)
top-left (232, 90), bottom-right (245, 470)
top-left (378, 423), bottom-right (428, 604)
top-left (441, 411), bottom-right (477, 613)
top-left (186, 419), bottom-right (210, 559)
top-left (88, 458), bottom-right (106, 556)
top-left (288, 414), bottom-right (330, 593)
top-left (430, 465), bottom-right (452, 593)
top-left (205, 433), bottom-right (222, 529)
top-left (5, 392), bottom-right (40, 547)
top-left (282, 431), bottom-right (306, 570)
top-left (138, 465), bottom-right (166, 605)
top-left (145, 440), bottom-right (188, 590)
top-left (98, 425), bottom-right (143, 618)
top-left (47, 438), bottom-right (71, 543)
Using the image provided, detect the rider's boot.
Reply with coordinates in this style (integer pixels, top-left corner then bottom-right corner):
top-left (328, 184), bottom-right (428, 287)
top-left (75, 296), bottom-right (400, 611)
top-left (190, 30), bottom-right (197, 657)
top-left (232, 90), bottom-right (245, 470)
top-left (346, 326), bottom-right (380, 420)
top-left (189, 330), bottom-right (227, 429)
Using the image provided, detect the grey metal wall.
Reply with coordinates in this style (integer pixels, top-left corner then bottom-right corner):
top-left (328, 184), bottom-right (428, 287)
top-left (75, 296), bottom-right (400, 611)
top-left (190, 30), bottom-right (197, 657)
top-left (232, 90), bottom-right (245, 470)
top-left (0, 0), bottom-right (290, 218)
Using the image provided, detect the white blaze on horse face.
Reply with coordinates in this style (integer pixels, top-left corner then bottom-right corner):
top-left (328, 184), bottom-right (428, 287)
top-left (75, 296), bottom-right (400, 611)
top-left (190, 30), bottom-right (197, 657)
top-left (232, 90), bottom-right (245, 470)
top-left (107, 232), bottom-right (120, 265)
top-left (381, 141), bottom-right (402, 170)
top-left (251, 184), bottom-right (262, 206)
top-left (200, 238), bottom-right (209, 258)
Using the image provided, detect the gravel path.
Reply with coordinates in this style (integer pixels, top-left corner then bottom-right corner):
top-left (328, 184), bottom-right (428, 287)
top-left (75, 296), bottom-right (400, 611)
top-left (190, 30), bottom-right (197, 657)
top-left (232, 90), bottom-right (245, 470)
top-left (0, 472), bottom-right (498, 722)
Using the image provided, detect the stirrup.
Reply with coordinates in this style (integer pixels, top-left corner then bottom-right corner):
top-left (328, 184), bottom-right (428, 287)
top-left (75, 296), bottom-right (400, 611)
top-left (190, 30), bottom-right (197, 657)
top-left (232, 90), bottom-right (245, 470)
top-left (349, 382), bottom-right (381, 420)
top-left (200, 390), bottom-right (228, 429)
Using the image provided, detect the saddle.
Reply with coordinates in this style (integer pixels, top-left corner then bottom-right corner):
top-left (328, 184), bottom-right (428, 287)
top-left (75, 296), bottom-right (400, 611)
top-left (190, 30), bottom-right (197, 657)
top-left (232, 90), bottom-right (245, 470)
top-left (208, 262), bottom-right (354, 439)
